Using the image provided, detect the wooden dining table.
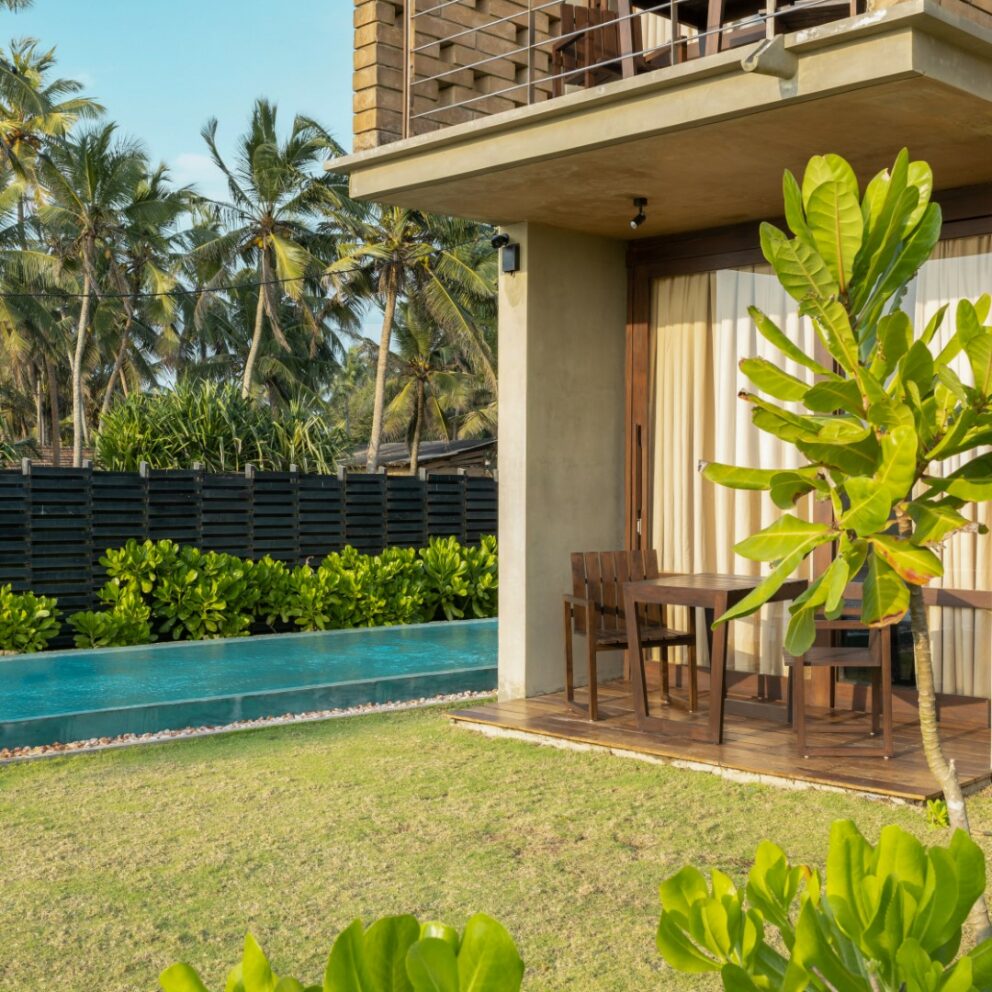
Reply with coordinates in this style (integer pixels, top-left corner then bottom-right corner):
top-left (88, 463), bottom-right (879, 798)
top-left (623, 572), bottom-right (807, 744)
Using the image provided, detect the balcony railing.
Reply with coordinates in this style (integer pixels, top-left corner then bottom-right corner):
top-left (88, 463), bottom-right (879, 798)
top-left (400, 0), bottom-right (860, 137)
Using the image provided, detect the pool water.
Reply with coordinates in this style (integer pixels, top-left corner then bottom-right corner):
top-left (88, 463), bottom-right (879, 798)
top-left (0, 619), bottom-right (497, 749)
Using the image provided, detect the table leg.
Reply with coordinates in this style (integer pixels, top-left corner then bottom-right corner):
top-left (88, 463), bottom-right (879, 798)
top-left (624, 588), bottom-right (649, 723)
top-left (704, 0), bottom-right (724, 56)
top-left (708, 593), bottom-right (729, 744)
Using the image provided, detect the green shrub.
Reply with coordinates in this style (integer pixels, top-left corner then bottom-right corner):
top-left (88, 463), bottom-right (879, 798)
top-left (249, 556), bottom-right (294, 630)
top-left (101, 538), bottom-right (179, 597)
top-left (656, 818), bottom-right (992, 991)
top-left (95, 380), bottom-right (347, 473)
top-left (152, 547), bottom-right (256, 640)
top-left (160, 913), bottom-right (523, 992)
top-left (285, 562), bottom-right (359, 632)
top-left (462, 534), bottom-right (498, 619)
top-left (420, 536), bottom-right (472, 621)
top-left (69, 582), bottom-right (154, 648)
top-left (0, 584), bottom-right (61, 654)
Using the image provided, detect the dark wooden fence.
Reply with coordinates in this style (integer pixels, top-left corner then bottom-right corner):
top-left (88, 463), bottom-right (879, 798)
top-left (0, 465), bottom-right (497, 614)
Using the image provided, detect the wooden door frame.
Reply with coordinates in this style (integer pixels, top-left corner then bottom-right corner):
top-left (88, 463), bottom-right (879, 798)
top-left (623, 183), bottom-right (992, 714)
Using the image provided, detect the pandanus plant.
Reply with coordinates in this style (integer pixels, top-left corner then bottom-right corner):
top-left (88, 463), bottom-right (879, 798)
top-left (702, 151), bottom-right (992, 932)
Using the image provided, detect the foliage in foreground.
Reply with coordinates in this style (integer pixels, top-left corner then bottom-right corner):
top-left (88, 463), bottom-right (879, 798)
top-left (0, 583), bottom-right (60, 653)
top-left (64, 535), bottom-right (498, 648)
top-left (657, 819), bottom-right (992, 991)
top-left (93, 381), bottom-right (348, 474)
top-left (161, 914), bottom-right (523, 992)
top-left (159, 820), bottom-right (992, 991)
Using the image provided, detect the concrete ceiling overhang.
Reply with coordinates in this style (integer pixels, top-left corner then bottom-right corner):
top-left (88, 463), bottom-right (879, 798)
top-left (330, 1), bottom-right (992, 239)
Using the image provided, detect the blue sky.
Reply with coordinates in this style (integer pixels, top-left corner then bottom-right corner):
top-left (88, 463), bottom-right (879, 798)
top-left (8, 0), bottom-right (355, 200)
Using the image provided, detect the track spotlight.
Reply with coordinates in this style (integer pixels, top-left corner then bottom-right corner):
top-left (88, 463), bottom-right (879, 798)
top-left (629, 197), bottom-right (647, 230)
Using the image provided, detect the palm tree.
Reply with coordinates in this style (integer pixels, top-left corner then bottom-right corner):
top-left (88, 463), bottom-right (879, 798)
top-left (0, 38), bottom-right (103, 216)
top-left (327, 208), bottom-right (496, 472)
top-left (33, 123), bottom-right (147, 464)
top-left (99, 164), bottom-right (189, 416)
top-left (194, 99), bottom-right (346, 397)
top-left (383, 303), bottom-right (470, 475)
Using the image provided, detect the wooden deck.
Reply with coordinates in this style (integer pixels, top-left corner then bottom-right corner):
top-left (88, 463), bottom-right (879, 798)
top-left (449, 678), bottom-right (992, 802)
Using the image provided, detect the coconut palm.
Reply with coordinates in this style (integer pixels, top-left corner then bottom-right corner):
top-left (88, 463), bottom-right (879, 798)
top-left (99, 164), bottom-right (190, 416)
top-left (194, 99), bottom-right (347, 396)
top-left (32, 123), bottom-right (148, 464)
top-left (327, 208), bottom-right (496, 472)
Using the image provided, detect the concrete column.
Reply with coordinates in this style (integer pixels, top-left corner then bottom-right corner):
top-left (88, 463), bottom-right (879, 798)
top-left (497, 223), bottom-right (628, 700)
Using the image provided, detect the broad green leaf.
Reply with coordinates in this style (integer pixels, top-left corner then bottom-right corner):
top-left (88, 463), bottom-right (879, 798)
top-left (701, 462), bottom-right (779, 491)
top-left (862, 552), bottom-right (910, 626)
top-left (873, 203), bottom-right (943, 309)
top-left (242, 935), bottom-right (278, 992)
top-left (740, 357), bottom-right (811, 403)
top-left (718, 542), bottom-right (831, 626)
top-left (720, 963), bottom-right (764, 992)
top-left (160, 964), bottom-right (211, 992)
top-left (735, 515), bottom-right (834, 562)
top-left (759, 221), bottom-right (788, 269)
top-left (803, 378), bottom-right (865, 416)
top-left (802, 153), bottom-right (859, 208)
top-left (905, 160), bottom-right (934, 233)
top-left (800, 297), bottom-right (861, 375)
top-left (841, 477), bottom-right (893, 537)
top-left (964, 327), bottom-right (992, 398)
top-left (906, 501), bottom-right (972, 546)
top-left (325, 920), bottom-right (375, 992)
top-left (419, 923), bottom-right (460, 953)
top-left (784, 603), bottom-right (817, 655)
top-left (750, 402), bottom-right (821, 444)
top-left (806, 180), bottom-right (864, 292)
top-left (872, 310), bottom-right (913, 379)
top-left (748, 306), bottom-right (832, 375)
top-left (405, 939), bottom-right (458, 992)
top-left (767, 235), bottom-right (838, 305)
top-left (456, 914), bottom-right (524, 992)
top-left (656, 914), bottom-right (721, 973)
top-left (363, 916), bottom-right (419, 992)
top-left (920, 303), bottom-right (949, 346)
top-left (873, 425), bottom-right (918, 502)
top-left (870, 535), bottom-right (942, 584)
top-left (900, 340), bottom-right (935, 396)
top-left (782, 169), bottom-right (813, 241)
top-left (769, 468), bottom-right (826, 508)
top-left (660, 865), bottom-right (710, 917)
top-left (797, 435), bottom-right (880, 476)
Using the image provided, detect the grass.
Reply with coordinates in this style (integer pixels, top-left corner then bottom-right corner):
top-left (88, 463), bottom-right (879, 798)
top-left (3, 704), bottom-right (992, 991)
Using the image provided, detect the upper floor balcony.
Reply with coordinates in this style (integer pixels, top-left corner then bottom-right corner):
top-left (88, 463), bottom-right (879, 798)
top-left (345, 0), bottom-right (992, 240)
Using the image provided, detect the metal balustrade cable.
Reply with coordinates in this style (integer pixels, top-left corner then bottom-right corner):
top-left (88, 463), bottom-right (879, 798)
top-left (408, 0), bottom-right (850, 122)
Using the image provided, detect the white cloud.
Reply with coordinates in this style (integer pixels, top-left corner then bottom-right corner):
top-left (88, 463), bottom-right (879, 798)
top-left (169, 152), bottom-right (228, 203)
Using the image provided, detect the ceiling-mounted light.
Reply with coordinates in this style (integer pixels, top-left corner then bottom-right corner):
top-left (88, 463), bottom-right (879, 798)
top-left (629, 197), bottom-right (647, 230)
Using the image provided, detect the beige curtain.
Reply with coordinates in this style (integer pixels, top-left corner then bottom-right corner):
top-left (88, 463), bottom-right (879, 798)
top-left (650, 268), bottom-right (816, 676)
top-left (905, 236), bottom-right (992, 698)
top-left (649, 239), bottom-right (992, 696)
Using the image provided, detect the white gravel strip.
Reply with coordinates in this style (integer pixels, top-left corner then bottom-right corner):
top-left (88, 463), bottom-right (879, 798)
top-left (0, 690), bottom-right (495, 765)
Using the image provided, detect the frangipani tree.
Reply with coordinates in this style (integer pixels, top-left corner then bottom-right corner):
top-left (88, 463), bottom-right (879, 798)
top-left (703, 150), bottom-right (991, 890)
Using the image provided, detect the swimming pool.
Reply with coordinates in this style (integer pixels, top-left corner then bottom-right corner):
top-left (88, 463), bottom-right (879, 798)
top-left (0, 619), bottom-right (497, 749)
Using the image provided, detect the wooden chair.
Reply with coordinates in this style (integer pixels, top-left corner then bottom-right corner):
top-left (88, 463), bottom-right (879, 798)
top-left (563, 549), bottom-right (697, 720)
top-left (787, 617), bottom-right (894, 759)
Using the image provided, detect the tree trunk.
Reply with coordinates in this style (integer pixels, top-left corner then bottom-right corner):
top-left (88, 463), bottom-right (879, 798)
top-left (101, 315), bottom-right (133, 417)
top-left (242, 276), bottom-right (267, 398)
top-left (409, 379), bottom-right (425, 477)
top-left (367, 267), bottom-right (399, 474)
top-left (72, 271), bottom-right (92, 467)
top-left (34, 365), bottom-right (44, 446)
top-left (45, 353), bottom-right (61, 467)
top-left (900, 518), bottom-right (992, 942)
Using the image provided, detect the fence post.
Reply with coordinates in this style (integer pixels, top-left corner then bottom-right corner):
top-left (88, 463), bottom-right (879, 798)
top-left (21, 457), bottom-right (32, 593)
top-left (245, 463), bottom-right (256, 559)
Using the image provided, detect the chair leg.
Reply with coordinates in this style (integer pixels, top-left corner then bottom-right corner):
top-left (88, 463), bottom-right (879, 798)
top-left (660, 645), bottom-right (670, 704)
top-left (870, 667), bottom-right (881, 736)
top-left (687, 639), bottom-right (699, 714)
top-left (586, 632), bottom-right (599, 722)
top-left (881, 634), bottom-right (894, 759)
top-left (828, 666), bottom-right (836, 710)
top-left (563, 604), bottom-right (574, 704)
top-left (793, 660), bottom-right (808, 757)
top-left (786, 666), bottom-right (794, 726)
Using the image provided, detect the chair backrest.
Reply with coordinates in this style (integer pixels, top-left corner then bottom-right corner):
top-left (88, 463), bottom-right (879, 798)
top-left (841, 582), bottom-right (992, 613)
top-left (570, 549), bottom-right (660, 634)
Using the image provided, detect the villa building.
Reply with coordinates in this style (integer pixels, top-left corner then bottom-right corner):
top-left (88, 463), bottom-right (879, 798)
top-left (335, 0), bottom-right (992, 797)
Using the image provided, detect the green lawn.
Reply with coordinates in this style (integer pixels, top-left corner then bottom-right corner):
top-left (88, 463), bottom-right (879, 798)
top-left (3, 704), bottom-right (992, 992)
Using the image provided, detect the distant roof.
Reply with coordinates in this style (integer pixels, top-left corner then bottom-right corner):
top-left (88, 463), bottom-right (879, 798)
top-left (348, 438), bottom-right (496, 468)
